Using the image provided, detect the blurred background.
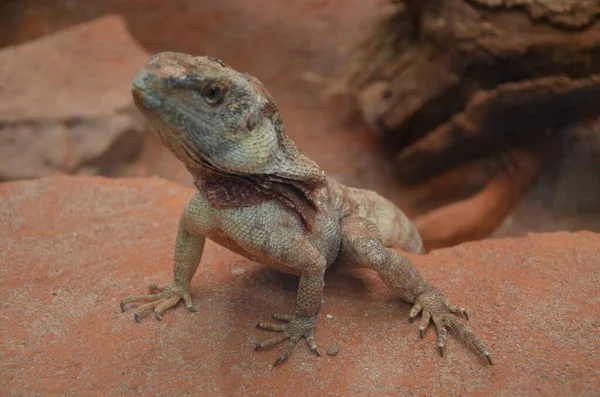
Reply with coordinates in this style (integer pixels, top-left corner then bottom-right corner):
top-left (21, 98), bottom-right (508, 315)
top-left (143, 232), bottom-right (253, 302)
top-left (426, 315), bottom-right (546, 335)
top-left (1, 0), bottom-right (599, 251)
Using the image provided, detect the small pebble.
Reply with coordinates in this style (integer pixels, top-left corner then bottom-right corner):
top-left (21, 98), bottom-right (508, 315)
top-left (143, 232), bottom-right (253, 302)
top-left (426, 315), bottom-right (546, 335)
top-left (326, 314), bottom-right (333, 319)
top-left (327, 345), bottom-right (339, 356)
top-left (231, 268), bottom-right (245, 275)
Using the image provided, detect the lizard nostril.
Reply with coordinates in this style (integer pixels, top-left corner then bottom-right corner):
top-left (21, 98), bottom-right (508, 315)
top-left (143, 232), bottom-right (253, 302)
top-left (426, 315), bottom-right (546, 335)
top-left (132, 68), bottom-right (152, 90)
top-left (132, 69), bottom-right (162, 110)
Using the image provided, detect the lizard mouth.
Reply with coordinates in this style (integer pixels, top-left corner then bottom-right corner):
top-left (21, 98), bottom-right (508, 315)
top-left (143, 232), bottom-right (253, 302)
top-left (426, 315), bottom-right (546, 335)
top-left (132, 82), bottom-right (227, 174)
top-left (131, 68), bottom-right (164, 111)
top-left (132, 83), bottom-right (163, 111)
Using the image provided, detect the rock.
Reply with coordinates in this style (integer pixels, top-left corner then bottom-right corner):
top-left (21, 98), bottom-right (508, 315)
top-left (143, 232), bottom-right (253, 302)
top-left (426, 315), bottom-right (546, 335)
top-left (1, 175), bottom-right (599, 395)
top-left (333, 0), bottom-right (600, 250)
top-left (327, 345), bottom-right (339, 356)
top-left (342, 0), bottom-right (600, 160)
top-left (0, 14), bottom-right (147, 121)
top-left (395, 76), bottom-right (600, 184)
top-left (0, 15), bottom-right (149, 181)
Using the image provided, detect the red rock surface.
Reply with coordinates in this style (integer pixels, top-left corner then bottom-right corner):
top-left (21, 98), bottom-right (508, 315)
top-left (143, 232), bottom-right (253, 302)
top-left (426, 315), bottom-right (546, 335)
top-left (0, 15), bottom-right (149, 181)
top-left (0, 15), bottom-right (148, 121)
top-left (1, 176), bottom-right (599, 395)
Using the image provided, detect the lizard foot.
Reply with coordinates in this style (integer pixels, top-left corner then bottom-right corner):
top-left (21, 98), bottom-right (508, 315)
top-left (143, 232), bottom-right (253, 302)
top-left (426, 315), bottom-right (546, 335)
top-left (409, 285), bottom-right (493, 365)
top-left (120, 282), bottom-right (195, 322)
top-left (255, 313), bottom-right (320, 366)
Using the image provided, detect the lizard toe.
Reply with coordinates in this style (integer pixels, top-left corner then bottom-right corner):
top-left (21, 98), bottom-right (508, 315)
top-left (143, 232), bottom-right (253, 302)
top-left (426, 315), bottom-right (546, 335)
top-left (120, 281), bottom-right (193, 321)
top-left (255, 313), bottom-right (320, 366)
top-left (410, 286), bottom-right (492, 364)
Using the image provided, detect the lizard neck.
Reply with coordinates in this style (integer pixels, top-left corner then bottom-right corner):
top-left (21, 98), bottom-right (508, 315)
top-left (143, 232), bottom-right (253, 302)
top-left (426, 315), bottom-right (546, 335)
top-left (191, 165), bottom-right (324, 232)
top-left (247, 75), bottom-right (327, 189)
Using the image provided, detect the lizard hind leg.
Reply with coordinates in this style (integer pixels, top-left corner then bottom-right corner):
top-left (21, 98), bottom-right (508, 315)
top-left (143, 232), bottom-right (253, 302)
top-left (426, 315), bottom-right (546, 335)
top-left (338, 215), bottom-right (492, 364)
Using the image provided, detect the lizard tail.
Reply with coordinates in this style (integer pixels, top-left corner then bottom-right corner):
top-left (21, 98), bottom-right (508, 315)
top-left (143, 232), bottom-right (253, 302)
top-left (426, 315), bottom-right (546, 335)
top-left (387, 206), bottom-right (426, 255)
top-left (328, 179), bottom-right (426, 255)
top-left (403, 222), bottom-right (426, 255)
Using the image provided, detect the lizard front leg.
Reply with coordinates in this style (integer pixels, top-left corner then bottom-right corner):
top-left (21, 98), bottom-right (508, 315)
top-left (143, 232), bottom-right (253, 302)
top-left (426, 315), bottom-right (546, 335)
top-left (254, 238), bottom-right (327, 366)
top-left (120, 213), bottom-right (205, 321)
top-left (338, 216), bottom-right (493, 364)
top-left (255, 269), bottom-right (325, 366)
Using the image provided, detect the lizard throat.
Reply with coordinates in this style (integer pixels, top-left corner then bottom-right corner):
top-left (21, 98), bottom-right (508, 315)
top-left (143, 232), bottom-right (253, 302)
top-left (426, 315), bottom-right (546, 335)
top-left (191, 166), bottom-right (321, 232)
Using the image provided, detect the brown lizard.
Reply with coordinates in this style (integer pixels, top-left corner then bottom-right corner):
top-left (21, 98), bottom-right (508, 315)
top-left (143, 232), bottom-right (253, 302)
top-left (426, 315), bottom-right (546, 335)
top-left (121, 52), bottom-right (493, 366)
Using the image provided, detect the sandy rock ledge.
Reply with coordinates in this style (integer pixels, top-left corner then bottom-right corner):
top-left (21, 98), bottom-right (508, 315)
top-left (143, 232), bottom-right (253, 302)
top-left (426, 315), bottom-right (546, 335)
top-left (0, 176), bottom-right (598, 396)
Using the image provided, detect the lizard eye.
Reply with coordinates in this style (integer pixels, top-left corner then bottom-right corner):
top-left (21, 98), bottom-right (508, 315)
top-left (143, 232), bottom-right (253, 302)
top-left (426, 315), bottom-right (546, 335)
top-left (202, 82), bottom-right (225, 105)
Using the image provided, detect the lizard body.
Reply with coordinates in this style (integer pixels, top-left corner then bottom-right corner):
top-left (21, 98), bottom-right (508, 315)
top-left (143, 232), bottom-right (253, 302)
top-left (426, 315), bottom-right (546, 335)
top-left (121, 52), bottom-right (492, 366)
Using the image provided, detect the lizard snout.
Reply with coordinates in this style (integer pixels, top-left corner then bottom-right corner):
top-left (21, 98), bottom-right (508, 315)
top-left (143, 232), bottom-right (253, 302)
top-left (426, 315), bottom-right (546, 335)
top-left (132, 68), bottom-right (162, 110)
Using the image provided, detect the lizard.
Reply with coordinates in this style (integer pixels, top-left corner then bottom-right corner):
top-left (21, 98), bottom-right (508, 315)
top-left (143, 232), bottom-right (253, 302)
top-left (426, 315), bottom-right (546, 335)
top-left (120, 52), bottom-right (493, 366)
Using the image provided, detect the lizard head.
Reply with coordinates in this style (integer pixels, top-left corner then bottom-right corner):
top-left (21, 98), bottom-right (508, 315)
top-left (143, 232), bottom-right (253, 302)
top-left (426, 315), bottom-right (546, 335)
top-left (132, 52), bottom-right (324, 185)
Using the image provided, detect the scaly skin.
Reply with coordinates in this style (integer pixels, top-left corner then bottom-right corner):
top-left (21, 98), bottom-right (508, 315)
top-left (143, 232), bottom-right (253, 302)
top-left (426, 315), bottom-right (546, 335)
top-left (121, 52), bottom-right (493, 366)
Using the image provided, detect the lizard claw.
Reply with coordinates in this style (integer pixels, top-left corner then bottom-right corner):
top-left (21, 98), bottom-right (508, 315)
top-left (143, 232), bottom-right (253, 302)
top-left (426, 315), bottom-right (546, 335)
top-left (120, 281), bottom-right (194, 322)
top-left (410, 285), bottom-right (492, 364)
top-left (255, 313), bottom-right (320, 366)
